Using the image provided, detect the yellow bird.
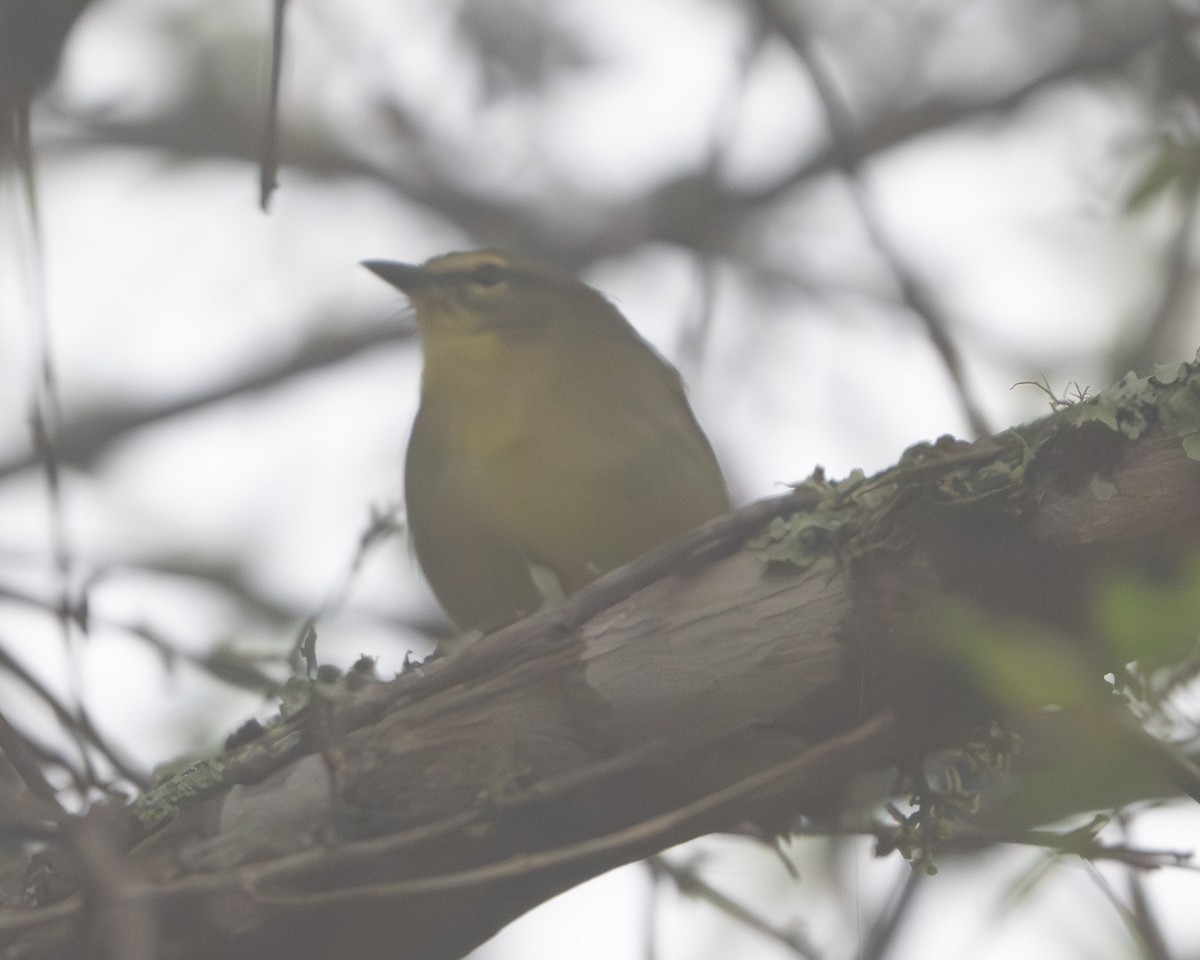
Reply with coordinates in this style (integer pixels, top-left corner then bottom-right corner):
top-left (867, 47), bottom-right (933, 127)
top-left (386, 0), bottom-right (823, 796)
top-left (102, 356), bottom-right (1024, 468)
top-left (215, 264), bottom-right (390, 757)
top-left (363, 250), bottom-right (730, 634)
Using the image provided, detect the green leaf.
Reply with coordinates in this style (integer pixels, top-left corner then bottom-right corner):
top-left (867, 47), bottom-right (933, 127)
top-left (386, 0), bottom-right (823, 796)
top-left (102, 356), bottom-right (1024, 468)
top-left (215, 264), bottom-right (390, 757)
top-left (1095, 556), bottom-right (1200, 669)
top-left (925, 601), bottom-right (1096, 710)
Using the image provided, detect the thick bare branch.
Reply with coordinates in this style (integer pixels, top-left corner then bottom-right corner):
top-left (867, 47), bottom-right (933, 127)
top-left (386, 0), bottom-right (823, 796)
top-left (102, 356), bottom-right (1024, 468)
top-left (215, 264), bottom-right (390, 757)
top-left (4, 358), bottom-right (1200, 960)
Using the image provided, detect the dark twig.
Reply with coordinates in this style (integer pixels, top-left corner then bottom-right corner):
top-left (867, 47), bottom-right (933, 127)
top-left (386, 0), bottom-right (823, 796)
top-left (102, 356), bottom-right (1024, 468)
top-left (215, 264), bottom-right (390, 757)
top-left (858, 865), bottom-right (925, 960)
top-left (0, 643), bottom-right (147, 790)
top-left (648, 854), bottom-right (822, 959)
top-left (793, 818), bottom-right (1194, 872)
top-left (259, 0), bottom-right (288, 210)
top-left (1118, 811), bottom-right (1174, 960)
top-left (0, 708), bottom-right (66, 809)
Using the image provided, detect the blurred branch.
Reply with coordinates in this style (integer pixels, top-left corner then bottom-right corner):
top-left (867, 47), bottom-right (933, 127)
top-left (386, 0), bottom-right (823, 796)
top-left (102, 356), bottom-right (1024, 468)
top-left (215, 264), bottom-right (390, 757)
top-left (918, 822), bottom-right (1192, 870)
top-left (0, 0), bottom-right (94, 115)
top-left (1081, 859), bottom-right (1175, 960)
top-left (0, 709), bottom-right (67, 811)
top-left (2, 547), bottom-right (430, 699)
top-left (19, 1), bottom-right (1192, 469)
top-left (0, 644), bottom-right (147, 790)
top-left (751, 4), bottom-right (991, 437)
top-left (1114, 34), bottom-right (1200, 378)
top-left (1119, 812), bottom-right (1174, 960)
top-left (0, 705), bottom-right (155, 960)
top-left (43, 3), bottom-right (1196, 281)
top-left (0, 317), bottom-right (412, 479)
top-left (859, 865), bottom-right (924, 960)
top-left (801, 812), bottom-right (1193, 960)
top-left (849, 178), bottom-right (994, 437)
top-left (647, 854), bottom-right (821, 959)
top-left (2, 0), bottom-right (98, 815)
top-left (745, 1), bottom-right (1198, 207)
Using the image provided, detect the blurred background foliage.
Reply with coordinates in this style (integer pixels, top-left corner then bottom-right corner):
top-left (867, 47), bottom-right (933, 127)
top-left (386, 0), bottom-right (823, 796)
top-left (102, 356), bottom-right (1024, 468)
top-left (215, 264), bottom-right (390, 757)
top-left (1, 0), bottom-right (1200, 957)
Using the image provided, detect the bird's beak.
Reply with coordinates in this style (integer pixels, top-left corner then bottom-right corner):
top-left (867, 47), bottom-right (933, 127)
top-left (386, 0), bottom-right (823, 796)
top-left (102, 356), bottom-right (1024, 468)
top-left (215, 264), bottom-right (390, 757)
top-left (361, 260), bottom-right (430, 294)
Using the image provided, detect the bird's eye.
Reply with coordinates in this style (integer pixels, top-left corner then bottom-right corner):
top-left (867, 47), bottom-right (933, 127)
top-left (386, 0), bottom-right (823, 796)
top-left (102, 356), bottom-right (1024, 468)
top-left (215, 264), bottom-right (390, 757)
top-left (470, 263), bottom-right (505, 287)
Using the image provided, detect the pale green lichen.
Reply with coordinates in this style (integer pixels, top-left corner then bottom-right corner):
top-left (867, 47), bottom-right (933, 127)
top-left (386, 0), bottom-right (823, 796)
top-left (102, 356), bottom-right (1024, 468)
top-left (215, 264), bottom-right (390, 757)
top-left (753, 355), bottom-right (1200, 569)
top-left (751, 470), bottom-right (863, 568)
top-left (129, 660), bottom-right (380, 836)
top-left (132, 757), bottom-right (228, 832)
top-left (927, 430), bottom-right (1032, 505)
top-left (1058, 352), bottom-right (1200, 456)
top-left (1156, 363), bottom-right (1200, 457)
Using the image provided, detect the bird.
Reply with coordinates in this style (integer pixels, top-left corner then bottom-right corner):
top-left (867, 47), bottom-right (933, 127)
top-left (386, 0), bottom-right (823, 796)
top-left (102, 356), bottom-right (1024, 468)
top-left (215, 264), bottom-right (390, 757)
top-left (363, 249), bottom-right (730, 634)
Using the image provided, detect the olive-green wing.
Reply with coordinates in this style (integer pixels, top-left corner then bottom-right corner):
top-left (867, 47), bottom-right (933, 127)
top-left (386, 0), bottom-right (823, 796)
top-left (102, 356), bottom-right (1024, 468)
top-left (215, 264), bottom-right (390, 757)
top-left (479, 335), bottom-right (729, 593)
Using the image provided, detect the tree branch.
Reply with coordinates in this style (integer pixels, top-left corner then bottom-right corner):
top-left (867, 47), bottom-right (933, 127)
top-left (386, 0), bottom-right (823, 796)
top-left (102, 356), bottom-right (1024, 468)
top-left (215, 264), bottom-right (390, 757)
top-left (4, 357), bottom-right (1200, 960)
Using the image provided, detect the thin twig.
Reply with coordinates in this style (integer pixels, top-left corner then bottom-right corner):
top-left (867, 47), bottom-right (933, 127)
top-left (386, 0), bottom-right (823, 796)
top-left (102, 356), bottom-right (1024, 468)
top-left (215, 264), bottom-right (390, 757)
top-left (0, 644), bottom-right (147, 790)
top-left (649, 854), bottom-right (822, 959)
top-left (259, 0), bottom-right (288, 210)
